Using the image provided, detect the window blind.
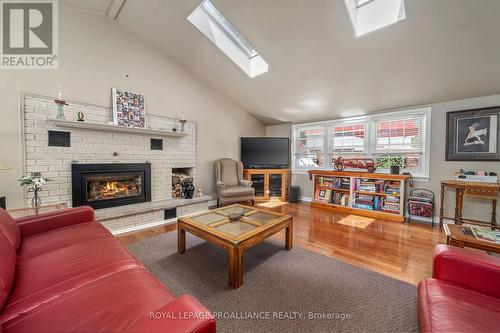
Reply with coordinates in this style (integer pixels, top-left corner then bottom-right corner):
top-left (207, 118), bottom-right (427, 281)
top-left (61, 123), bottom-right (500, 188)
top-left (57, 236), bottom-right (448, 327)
top-left (373, 113), bottom-right (426, 154)
top-left (330, 122), bottom-right (366, 155)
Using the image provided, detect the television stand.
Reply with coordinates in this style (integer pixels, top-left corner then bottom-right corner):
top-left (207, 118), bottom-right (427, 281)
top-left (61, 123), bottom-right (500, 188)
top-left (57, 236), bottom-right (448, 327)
top-left (244, 169), bottom-right (291, 202)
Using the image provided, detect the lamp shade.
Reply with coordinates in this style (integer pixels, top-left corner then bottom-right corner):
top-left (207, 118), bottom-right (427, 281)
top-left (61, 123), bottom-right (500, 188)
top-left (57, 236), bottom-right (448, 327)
top-left (0, 161), bottom-right (10, 170)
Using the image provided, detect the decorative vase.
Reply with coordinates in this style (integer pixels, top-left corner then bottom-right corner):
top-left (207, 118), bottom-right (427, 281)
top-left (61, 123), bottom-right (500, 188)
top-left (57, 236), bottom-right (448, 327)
top-left (29, 187), bottom-right (42, 212)
top-left (55, 100), bottom-right (66, 120)
top-left (390, 166), bottom-right (400, 175)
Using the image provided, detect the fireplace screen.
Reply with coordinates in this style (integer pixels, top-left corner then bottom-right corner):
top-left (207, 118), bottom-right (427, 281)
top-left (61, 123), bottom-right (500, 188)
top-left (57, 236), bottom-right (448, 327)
top-left (72, 163), bottom-right (151, 210)
top-left (86, 173), bottom-right (142, 202)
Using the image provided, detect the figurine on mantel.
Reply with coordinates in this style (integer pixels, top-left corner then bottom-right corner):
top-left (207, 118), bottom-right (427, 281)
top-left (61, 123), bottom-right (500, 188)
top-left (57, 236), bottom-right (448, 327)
top-left (179, 113), bottom-right (187, 133)
top-left (54, 84), bottom-right (67, 120)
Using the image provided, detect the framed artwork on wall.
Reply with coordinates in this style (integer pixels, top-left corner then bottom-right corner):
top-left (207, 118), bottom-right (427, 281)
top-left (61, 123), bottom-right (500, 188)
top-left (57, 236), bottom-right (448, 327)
top-left (446, 106), bottom-right (500, 161)
top-left (112, 88), bottom-right (146, 128)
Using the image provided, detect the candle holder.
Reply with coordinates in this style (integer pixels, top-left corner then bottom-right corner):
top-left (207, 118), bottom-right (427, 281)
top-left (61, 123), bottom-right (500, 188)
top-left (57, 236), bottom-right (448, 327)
top-left (55, 99), bottom-right (67, 120)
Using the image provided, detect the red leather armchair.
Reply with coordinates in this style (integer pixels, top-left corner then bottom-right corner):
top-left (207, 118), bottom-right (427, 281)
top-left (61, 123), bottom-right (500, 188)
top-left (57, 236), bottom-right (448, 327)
top-left (0, 207), bottom-right (215, 333)
top-left (418, 245), bottom-right (500, 333)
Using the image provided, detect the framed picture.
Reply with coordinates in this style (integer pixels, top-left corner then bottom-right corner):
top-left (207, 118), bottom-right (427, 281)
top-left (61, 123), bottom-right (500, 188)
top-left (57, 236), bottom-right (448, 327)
top-left (112, 88), bottom-right (146, 128)
top-left (446, 106), bottom-right (500, 161)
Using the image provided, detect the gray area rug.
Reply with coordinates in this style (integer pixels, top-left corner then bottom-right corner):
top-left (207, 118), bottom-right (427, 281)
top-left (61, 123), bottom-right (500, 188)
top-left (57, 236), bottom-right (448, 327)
top-left (128, 232), bottom-right (418, 333)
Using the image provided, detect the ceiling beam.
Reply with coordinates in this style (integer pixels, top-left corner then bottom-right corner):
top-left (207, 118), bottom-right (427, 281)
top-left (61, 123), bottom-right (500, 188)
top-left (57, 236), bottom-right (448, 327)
top-left (106, 0), bottom-right (126, 20)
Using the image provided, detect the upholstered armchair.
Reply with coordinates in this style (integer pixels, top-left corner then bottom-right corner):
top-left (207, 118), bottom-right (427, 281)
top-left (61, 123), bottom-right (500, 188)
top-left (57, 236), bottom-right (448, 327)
top-left (214, 158), bottom-right (255, 207)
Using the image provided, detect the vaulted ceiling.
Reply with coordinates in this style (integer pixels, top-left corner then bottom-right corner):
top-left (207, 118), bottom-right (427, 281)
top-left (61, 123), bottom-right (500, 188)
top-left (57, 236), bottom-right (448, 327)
top-left (62, 0), bottom-right (500, 124)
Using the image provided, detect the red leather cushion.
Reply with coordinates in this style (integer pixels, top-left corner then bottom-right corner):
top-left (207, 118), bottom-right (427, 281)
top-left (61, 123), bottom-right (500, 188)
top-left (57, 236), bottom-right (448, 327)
top-left (17, 221), bottom-right (113, 258)
top-left (0, 234), bottom-right (16, 311)
top-left (418, 278), bottom-right (500, 332)
top-left (1, 238), bottom-right (139, 323)
top-left (0, 209), bottom-right (20, 251)
top-left (1, 268), bottom-right (176, 333)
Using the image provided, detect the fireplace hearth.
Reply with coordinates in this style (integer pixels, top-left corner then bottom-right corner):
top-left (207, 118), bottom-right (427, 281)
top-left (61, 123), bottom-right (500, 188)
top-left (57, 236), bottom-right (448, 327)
top-left (72, 163), bottom-right (151, 209)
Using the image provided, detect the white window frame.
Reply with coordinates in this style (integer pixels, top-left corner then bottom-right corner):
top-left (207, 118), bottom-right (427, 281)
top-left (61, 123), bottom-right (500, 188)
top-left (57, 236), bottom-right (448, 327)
top-left (292, 107), bottom-right (431, 179)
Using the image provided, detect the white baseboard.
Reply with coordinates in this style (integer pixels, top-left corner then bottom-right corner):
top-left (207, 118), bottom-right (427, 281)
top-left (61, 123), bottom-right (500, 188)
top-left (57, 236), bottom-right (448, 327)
top-left (299, 196), bottom-right (312, 202)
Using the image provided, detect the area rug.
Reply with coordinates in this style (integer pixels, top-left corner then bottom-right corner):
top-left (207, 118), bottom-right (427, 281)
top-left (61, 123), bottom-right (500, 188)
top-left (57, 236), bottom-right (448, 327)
top-left (128, 232), bottom-right (418, 333)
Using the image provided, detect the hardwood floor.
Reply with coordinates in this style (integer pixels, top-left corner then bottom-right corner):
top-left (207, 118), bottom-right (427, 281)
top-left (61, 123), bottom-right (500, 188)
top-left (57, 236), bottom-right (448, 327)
top-left (117, 202), bottom-right (445, 285)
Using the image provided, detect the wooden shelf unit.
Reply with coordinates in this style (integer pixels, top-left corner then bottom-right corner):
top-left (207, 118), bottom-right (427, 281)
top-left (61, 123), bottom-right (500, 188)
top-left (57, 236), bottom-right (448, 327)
top-left (244, 169), bottom-right (291, 202)
top-left (308, 170), bottom-right (410, 222)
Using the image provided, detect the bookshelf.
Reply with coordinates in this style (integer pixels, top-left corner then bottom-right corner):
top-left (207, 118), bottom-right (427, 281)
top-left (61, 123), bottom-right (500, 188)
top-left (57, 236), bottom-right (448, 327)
top-left (308, 170), bottom-right (410, 222)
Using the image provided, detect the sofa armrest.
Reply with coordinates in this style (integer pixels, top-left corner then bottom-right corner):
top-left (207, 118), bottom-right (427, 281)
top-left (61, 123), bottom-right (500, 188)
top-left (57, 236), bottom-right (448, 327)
top-left (16, 206), bottom-right (95, 237)
top-left (433, 244), bottom-right (500, 298)
top-left (239, 179), bottom-right (252, 187)
top-left (126, 294), bottom-right (216, 333)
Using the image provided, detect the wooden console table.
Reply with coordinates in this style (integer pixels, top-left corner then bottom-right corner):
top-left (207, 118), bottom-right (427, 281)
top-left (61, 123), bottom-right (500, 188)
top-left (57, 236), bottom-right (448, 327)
top-left (439, 180), bottom-right (499, 229)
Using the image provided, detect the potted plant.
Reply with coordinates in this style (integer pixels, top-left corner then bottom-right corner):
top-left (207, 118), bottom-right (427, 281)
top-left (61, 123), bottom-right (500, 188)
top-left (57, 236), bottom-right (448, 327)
top-left (18, 173), bottom-right (52, 212)
top-left (376, 155), bottom-right (407, 174)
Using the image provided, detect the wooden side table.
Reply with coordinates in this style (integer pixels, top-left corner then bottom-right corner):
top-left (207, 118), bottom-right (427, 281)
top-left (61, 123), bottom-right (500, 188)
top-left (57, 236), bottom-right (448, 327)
top-left (444, 224), bottom-right (500, 254)
top-left (7, 203), bottom-right (68, 219)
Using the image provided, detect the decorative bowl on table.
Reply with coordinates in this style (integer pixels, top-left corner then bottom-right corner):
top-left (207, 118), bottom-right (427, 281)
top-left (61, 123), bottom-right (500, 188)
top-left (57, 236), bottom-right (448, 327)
top-left (228, 212), bottom-right (244, 222)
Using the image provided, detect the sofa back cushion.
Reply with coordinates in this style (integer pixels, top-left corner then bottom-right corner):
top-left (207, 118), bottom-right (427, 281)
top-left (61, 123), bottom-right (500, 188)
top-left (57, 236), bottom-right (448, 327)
top-left (0, 209), bottom-right (21, 251)
top-left (0, 232), bottom-right (16, 310)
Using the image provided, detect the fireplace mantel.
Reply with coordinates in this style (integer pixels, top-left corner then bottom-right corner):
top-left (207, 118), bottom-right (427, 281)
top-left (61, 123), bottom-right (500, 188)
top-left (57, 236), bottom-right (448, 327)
top-left (50, 119), bottom-right (187, 137)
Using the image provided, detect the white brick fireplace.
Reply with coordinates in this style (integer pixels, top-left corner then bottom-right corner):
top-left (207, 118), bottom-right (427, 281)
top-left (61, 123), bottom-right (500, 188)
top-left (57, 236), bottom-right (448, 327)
top-left (21, 93), bottom-right (209, 233)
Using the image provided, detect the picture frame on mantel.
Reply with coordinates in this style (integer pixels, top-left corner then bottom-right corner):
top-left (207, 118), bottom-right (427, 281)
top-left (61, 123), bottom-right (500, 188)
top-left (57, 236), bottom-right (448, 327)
top-left (446, 106), bottom-right (500, 161)
top-left (112, 88), bottom-right (146, 128)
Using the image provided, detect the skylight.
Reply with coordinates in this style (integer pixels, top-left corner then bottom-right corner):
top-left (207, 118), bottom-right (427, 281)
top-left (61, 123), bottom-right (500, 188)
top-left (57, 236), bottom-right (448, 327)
top-left (188, 0), bottom-right (269, 78)
top-left (345, 0), bottom-right (406, 37)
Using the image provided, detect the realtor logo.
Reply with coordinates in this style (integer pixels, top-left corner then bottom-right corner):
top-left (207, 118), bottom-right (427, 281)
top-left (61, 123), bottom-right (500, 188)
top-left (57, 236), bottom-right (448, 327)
top-left (1, 0), bottom-right (58, 69)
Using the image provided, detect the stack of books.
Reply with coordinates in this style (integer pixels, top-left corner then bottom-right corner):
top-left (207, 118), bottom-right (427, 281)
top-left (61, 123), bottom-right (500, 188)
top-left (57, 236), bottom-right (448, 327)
top-left (354, 194), bottom-right (379, 210)
top-left (384, 181), bottom-right (401, 195)
top-left (381, 196), bottom-right (400, 213)
top-left (355, 178), bottom-right (382, 192)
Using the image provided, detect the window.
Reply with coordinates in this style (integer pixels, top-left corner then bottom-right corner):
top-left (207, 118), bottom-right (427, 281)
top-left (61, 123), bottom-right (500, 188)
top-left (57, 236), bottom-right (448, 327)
top-left (330, 121), bottom-right (366, 159)
top-left (292, 108), bottom-right (431, 178)
top-left (294, 127), bottom-right (325, 168)
top-left (344, 0), bottom-right (406, 37)
top-left (188, 0), bottom-right (269, 78)
top-left (373, 113), bottom-right (427, 174)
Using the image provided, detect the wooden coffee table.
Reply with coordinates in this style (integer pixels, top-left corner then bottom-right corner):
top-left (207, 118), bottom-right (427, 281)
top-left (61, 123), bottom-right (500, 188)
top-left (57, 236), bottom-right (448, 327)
top-left (444, 224), bottom-right (500, 254)
top-left (177, 204), bottom-right (293, 288)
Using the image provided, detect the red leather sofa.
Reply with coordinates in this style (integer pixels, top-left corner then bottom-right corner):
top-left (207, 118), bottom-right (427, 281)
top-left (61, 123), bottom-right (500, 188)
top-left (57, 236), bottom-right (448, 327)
top-left (418, 244), bottom-right (500, 332)
top-left (0, 206), bottom-right (216, 333)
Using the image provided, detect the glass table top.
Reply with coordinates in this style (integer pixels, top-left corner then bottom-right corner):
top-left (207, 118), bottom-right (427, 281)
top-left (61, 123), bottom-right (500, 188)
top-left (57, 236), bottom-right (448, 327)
top-left (184, 205), bottom-right (287, 239)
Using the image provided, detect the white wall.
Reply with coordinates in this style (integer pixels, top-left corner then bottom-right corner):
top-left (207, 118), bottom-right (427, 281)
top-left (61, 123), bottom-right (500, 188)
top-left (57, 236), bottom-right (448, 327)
top-left (0, 8), bottom-right (264, 209)
top-left (267, 94), bottom-right (500, 222)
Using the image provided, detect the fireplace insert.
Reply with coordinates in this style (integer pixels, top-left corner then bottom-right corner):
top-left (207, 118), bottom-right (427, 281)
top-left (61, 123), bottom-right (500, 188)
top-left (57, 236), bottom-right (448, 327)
top-left (72, 163), bottom-right (151, 209)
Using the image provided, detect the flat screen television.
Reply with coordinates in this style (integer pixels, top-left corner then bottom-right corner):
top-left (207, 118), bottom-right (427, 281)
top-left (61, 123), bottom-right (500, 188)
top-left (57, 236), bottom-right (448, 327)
top-left (241, 137), bottom-right (290, 169)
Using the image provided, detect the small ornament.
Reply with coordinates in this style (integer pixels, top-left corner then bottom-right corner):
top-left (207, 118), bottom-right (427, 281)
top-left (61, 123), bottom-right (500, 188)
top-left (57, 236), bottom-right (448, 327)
top-left (181, 177), bottom-right (195, 199)
top-left (196, 188), bottom-right (204, 198)
top-left (179, 114), bottom-right (187, 133)
top-left (76, 112), bottom-right (85, 122)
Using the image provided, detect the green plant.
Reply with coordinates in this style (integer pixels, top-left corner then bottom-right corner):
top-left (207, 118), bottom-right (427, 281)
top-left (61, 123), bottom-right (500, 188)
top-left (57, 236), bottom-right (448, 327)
top-left (376, 155), bottom-right (407, 168)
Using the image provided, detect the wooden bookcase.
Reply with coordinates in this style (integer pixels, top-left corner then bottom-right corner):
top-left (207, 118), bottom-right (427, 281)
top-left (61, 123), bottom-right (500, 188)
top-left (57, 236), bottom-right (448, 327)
top-left (308, 170), bottom-right (410, 222)
top-left (244, 169), bottom-right (291, 202)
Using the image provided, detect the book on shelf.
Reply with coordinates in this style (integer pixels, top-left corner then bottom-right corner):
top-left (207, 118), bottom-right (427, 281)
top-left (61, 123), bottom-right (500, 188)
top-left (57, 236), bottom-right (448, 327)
top-left (331, 192), bottom-right (349, 206)
top-left (384, 180), bottom-right (401, 195)
top-left (316, 176), bottom-right (350, 190)
top-left (314, 188), bottom-right (332, 202)
top-left (354, 178), bottom-right (383, 193)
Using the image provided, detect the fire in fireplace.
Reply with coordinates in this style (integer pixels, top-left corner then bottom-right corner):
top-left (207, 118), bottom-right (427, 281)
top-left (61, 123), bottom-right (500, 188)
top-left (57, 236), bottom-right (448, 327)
top-left (72, 163), bottom-right (151, 209)
top-left (87, 175), bottom-right (142, 202)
